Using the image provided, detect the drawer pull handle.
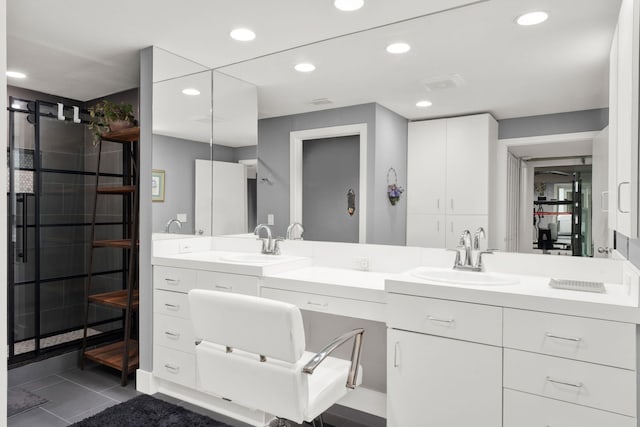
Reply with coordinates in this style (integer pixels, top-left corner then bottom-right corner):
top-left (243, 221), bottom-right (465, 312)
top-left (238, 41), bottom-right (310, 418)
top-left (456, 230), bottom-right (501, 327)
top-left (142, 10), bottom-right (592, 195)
top-left (307, 301), bottom-right (328, 307)
top-left (394, 342), bottom-right (400, 368)
top-left (545, 332), bottom-right (582, 342)
top-left (215, 285), bottom-right (232, 291)
top-left (165, 278), bottom-right (180, 285)
top-left (164, 303), bottom-right (180, 310)
top-left (546, 376), bottom-right (583, 388)
top-left (164, 364), bottom-right (180, 373)
top-left (164, 331), bottom-right (180, 339)
top-left (427, 315), bottom-right (455, 324)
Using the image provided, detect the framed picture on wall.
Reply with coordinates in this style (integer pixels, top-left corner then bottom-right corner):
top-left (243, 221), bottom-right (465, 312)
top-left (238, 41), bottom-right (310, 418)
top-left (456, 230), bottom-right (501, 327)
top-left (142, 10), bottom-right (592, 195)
top-left (152, 169), bottom-right (165, 202)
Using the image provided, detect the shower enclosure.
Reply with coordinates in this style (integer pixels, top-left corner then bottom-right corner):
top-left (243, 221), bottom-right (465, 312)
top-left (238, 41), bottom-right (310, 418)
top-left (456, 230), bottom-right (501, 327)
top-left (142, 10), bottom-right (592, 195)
top-left (7, 97), bottom-right (129, 365)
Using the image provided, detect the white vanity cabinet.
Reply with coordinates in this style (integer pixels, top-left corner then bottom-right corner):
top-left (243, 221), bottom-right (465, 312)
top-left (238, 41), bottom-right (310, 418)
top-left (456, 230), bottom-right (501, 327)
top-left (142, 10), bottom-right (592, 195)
top-left (152, 265), bottom-right (259, 388)
top-left (386, 294), bottom-right (503, 427)
top-left (608, 0), bottom-right (639, 237)
top-left (502, 308), bottom-right (637, 426)
top-left (407, 113), bottom-right (497, 249)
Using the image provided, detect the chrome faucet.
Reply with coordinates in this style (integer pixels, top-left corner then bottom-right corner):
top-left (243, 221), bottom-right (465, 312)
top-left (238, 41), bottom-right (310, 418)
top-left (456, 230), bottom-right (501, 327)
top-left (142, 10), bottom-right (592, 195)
top-left (453, 227), bottom-right (491, 271)
top-left (254, 224), bottom-right (282, 255)
top-left (286, 222), bottom-right (304, 240)
top-left (165, 218), bottom-right (182, 234)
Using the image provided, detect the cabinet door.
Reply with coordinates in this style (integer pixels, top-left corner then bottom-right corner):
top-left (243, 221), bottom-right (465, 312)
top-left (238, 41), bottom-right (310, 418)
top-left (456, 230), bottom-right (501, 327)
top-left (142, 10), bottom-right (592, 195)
top-left (407, 120), bottom-right (446, 215)
top-left (608, 25), bottom-right (619, 230)
top-left (445, 115), bottom-right (491, 215)
top-left (614, 0), bottom-right (639, 237)
top-left (445, 215), bottom-right (488, 249)
top-left (387, 329), bottom-right (502, 427)
top-left (406, 213), bottom-right (445, 248)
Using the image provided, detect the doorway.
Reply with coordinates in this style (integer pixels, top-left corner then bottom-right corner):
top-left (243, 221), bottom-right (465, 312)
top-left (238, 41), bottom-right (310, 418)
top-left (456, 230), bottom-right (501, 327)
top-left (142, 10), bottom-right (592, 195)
top-left (289, 124), bottom-right (368, 242)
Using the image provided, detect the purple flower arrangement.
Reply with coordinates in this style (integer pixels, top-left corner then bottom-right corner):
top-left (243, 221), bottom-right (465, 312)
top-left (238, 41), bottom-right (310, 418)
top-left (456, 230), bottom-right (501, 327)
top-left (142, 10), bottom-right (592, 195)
top-left (387, 183), bottom-right (404, 206)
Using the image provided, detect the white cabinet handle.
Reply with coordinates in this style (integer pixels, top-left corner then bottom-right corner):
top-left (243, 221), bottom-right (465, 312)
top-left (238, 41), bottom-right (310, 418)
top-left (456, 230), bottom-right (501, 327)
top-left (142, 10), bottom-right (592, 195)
top-left (601, 191), bottom-right (609, 213)
top-left (164, 364), bottom-right (180, 373)
top-left (165, 278), bottom-right (180, 286)
top-left (450, 199), bottom-right (454, 211)
top-left (617, 182), bottom-right (630, 213)
top-left (394, 342), bottom-right (400, 368)
top-left (164, 303), bottom-right (180, 311)
top-left (545, 332), bottom-right (582, 342)
top-left (437, 220), bottom-right (440, 232)
top-left (437, 199), bottom-right (440, 210)
top-left (427, 315), bottom-right (455, 324)
top-left (164, 331), bottom-right (180, 339)
top-left (546, 376), bottom-right (583, 388)
top-left (307, 300), bottom-right (328, 308)
top-left (215, 284), bottom-right (232, 291)
top-left (450, 222), bottom-right (454, 233)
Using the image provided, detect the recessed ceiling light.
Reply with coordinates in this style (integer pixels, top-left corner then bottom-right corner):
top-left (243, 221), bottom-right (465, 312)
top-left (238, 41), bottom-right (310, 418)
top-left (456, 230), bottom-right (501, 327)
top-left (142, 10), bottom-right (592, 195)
top-left (386, 43), bottom-right (411, 54)
top-left (230, 28), bottom-right (256, 41)
top-left (182, 88), bottom-right (201, 96)
top-left (334, 0), bottom-right (364, 11)
top-left (6, 71), bottom-right (26, 79)
top-left (516, 11), bottom-right (548, 26)
top-left (295, 63), bottom-right (316, 73)
top-left (416, 100), bottom-right (433, 108)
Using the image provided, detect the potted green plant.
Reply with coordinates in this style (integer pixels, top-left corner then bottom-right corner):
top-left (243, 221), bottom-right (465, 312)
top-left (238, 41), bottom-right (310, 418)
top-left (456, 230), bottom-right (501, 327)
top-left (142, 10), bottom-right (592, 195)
top-left (88, 100), bottom-right (137, 142)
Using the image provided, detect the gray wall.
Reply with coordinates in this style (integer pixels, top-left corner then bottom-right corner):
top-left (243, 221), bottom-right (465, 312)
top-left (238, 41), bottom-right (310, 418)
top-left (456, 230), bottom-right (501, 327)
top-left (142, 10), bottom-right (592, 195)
top-left (257, 103), bottom-right (409, 244)
top-left (374, 104), bottom-right (408, 246)
top-left (302, 136), bottom-right (360, 243)
top-left (233, 145), bottom-right (257, 162)
top-left (258, 103), bottom-right (377, 238)
top-left (498, 108), bottom-right (609, 139)
top-left (152, 135), bottom-right (211, 233)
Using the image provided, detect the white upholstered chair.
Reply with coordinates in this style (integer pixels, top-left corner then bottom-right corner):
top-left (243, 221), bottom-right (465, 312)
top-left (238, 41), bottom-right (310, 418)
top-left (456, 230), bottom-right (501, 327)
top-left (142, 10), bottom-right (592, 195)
top-left (188, 289), bottom-right (364, 426)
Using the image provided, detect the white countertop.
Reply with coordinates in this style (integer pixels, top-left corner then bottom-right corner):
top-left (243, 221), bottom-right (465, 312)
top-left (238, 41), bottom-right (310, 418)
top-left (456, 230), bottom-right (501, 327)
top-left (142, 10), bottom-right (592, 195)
top-left (153, 250), bottom-right (312, 276)
top-left (264, 266), bottom-right (388, 303)
top-left (387, 267), bottom-right (640, 324)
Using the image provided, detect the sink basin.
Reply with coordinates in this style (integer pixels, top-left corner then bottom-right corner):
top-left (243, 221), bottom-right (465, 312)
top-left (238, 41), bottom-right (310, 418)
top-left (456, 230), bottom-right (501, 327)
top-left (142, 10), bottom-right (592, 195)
top-left (218, 253), bottom-right (286, 264)
top-left (411, 267), bottom-right (518, 286)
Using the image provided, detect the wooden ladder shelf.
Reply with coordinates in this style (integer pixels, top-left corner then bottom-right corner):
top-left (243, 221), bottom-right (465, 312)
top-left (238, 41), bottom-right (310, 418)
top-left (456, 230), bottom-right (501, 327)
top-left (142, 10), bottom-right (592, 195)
top-left (81, 127), bottom-right (140, 386)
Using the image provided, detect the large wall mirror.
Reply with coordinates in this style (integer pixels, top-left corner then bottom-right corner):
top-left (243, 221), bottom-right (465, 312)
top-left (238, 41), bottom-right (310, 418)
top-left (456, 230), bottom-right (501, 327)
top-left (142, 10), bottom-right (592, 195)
top-left (153, 0), bottom-right (622, 256)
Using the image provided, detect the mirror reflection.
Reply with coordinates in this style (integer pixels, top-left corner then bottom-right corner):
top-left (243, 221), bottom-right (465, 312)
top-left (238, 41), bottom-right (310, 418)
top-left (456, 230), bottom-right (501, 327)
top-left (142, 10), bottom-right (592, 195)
top-left (154, 0), bottom-right (620, 257)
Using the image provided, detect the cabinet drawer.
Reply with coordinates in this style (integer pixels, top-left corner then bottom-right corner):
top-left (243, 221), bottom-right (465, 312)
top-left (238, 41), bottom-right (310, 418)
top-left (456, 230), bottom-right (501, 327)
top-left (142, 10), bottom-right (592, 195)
top-left (154, 290), bottom-right (190, 319)
top-left (154, 314), bottom-right (196, 354)
top-left (504, 308), bottom-right (636, 369)
top-left (154, 266), bottom-right (197, 293)
top-left (387, 293), bottom-right (501, 346)
top-left (504, 349), bottom-right (636, 416)
top-left (197, 271), bottom-right (259, 296)
top-left (261, 287), bottom-right (386, 322)
top-left (504, 389), bottom-right (636, 427)
top-left (153, 345), bottom-right (195, 388)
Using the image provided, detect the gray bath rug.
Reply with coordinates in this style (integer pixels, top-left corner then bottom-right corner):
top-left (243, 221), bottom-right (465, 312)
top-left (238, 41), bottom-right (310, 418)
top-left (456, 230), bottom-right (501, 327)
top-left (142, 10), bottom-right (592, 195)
top-left (7, 387), bottom-right (48, 417)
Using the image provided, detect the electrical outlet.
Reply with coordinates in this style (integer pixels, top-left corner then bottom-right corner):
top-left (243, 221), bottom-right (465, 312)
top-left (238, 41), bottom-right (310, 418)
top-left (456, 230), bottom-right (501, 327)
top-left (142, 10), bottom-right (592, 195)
top-left (267, 214), bottom-right (275, 226)
top-left (177, 213), bottom-right (187, 222)
top-left (353, 256), bottom-right (370, 271)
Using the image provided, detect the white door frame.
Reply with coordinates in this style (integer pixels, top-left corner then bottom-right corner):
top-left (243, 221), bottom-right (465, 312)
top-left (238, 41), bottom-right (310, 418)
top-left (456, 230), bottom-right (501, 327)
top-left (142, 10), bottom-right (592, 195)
top-left (290, 124), bottom-right (368, 243)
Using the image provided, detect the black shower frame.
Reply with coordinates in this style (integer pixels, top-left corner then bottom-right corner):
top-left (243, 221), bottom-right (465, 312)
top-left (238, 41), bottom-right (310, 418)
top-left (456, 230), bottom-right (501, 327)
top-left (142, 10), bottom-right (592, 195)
top-left (7, 97), bottom-right (130, 366)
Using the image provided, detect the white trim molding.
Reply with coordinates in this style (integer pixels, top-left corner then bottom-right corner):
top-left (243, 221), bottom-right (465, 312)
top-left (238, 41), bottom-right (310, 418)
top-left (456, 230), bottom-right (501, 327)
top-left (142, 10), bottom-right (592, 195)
top-left (290, 124), bottom-right (368, 243)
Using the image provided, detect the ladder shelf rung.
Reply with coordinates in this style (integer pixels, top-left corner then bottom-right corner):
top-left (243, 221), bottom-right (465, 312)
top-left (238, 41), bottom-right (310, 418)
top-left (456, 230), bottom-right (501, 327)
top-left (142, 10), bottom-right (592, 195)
top-left (96, 185), bottom-right (136, 194)
top-left (88, 290), bottom-right (139, 310)
top-left (92, 239), bottom-right (139, 249)
top-left (84, 340), bottom-right (139, 373)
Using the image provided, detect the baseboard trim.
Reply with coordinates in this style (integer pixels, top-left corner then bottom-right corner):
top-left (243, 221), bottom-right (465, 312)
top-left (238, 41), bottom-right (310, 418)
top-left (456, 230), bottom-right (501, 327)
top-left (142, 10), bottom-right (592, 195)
top-left (337, 387), bottom-right (386, 419)
top-left (136, 369), bottom-right (158, 394)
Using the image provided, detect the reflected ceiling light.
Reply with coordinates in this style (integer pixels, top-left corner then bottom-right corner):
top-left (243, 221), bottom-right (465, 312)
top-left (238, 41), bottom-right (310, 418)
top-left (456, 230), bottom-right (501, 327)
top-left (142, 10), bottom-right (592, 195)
top-left (11, 103), bottom-right (21, 109)
top-left (416, 100), bottom-right (433, 108)
top-left (334, 0), bottom-right (364, 11)
top-left (182, 88), bottom-right (201, 96)
top-left (386, 43), bottom-right (411, 54)
top-left (295, 63), bottom-right (316, 72)
top-left (230, 28), bottom-right (256, 41)
top-left (516, 11), bottom-right (548, 26)
top-left (6, 70), bottom-right (26, 79)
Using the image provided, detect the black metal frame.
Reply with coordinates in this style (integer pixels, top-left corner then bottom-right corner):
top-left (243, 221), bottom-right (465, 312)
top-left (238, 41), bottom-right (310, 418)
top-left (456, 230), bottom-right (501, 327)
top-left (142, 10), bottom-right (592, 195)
top-left (7, 97), bottom-right (129, 366)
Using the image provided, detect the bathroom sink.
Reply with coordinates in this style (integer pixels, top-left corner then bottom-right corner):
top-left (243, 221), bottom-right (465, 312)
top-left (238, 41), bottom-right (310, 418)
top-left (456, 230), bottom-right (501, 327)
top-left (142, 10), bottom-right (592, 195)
top-left (411, 267), bottom-right (518, 286)
top-left (218, 253), bottom-right (286, 264)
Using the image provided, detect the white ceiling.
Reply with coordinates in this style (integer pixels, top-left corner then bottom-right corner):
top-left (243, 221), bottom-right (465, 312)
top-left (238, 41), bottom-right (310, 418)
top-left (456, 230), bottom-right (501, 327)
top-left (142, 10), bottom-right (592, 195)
top-left (7, 0), bottom-right (621, 147)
